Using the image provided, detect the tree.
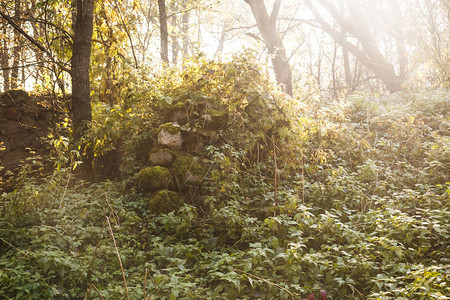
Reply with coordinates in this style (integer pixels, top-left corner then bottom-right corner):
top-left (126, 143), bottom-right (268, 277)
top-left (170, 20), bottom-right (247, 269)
top-left (413, 0), bottom-right (449, 87)
top-left (1, 16), bottom-right (10, 91)
top-left (181, 0), bottom-right (190, 60)
top-left (305, 0), bottom-right (404, 92)
top-left (157, 0), bottom-right (169, 64)
top-left (244, 0), bottom-right (293, 96)
top-left (10, 0), bottom-right (22, 89)
top-left (71, 0), bottom-right (94, 178)
top-left (0, 0), bottom-right (95, 177)
top-left (71, 0), bottom-right (94, 139)
top-left (170, 1), bottom-right (180, 65)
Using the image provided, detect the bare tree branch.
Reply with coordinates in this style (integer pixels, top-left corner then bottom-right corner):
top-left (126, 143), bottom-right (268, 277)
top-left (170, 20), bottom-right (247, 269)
top-left (305, 0), bottom-right (402, 92)
top-left (112, 0), bottom-right (139, 68)
top-left (19, 17), bottom-right (72, 42)
top-left (270, 0), bottom-right (281, 30)
top-left (0, 60), bottom-right (51, 71)
top-left (0, 8), bottom-right (71, 74)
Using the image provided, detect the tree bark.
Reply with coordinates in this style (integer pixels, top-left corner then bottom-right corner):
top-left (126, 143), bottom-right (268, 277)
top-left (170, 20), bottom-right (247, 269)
top-left (10, 0), bottom-right (21, 89)
top-left (72, 0), bottom-right (94, 177)
top-left (343, 46), bottom-right (352, 87)
top-left (181, 1), bottom-right (189, 60)
top-left (244, 0), bottom-right (293, 96)
top-left (158, 0), bottom-right (169, 64)
top-left (1, 19), bottom-right (10, 91)
top-left (170, 2), bottom-right (179, 65)
top-left (72, 0), bottom-right (94, 136)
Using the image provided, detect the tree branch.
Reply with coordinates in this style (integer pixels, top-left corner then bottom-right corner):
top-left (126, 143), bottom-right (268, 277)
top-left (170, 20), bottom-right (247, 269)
top-left (0, 60), bottom-right (51, 71)
top-left (280, 1), bottom-right (301, 41)
top-left (112, 0), bottom-right (139, 69)
top-left (19, 17), bottom-right (72, 42)
top-left (270, 0), bottom-right (281, 30)
top-left (246, 32), bottom-right (264, 44)
top-left (304, 1), bottom-right (370, 65)
top-left (0, 8), bottom-right (71, 74)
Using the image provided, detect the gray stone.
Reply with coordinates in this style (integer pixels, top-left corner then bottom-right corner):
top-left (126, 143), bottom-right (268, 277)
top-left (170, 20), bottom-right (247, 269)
top-left (149, 149), bottom-right (174, 166)
top-left (158, 127), bottom-right (183, 149)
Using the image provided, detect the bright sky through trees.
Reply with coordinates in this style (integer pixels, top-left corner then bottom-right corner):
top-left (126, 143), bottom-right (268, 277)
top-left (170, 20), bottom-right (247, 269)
top-left (0, 0), bottom-right (448, 95)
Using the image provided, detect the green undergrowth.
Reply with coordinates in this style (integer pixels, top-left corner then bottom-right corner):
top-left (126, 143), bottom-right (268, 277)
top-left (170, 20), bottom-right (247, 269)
top-left (1, 56), bottom-right (449, 299)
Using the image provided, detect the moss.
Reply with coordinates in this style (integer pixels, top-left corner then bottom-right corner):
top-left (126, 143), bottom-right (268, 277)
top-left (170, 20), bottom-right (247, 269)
top-left (182, 134), bottom-right (205, 153)
top-left (148, 148), bottom-right (175, 166)
top-left (157, 123), bottom-right (184, 149)
top-left (172, 153), bottom-right (204, 185)
top-left (137, 166), bottom-right (172, 191)
top-left (148, 189), bottom-right (183, 214)
top-left (171, 101), bottom-right (186, 110)
top-left (157, 122), bottom-right (181, 135)
top-left (206, 109), bottom-right (228, 129)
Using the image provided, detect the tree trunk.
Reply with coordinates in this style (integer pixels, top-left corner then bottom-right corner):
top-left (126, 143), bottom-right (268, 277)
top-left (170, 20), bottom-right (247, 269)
top-left (10, 0), bottom-right (21, 89)
top-left (390, 0), bottom-right (408, 80)
top-left (244, 0), bottom-right (293, 96)
top-left (214, 26), bottom-right (226, 61)
top-left (104, 55), bottom-right (115, 106)
top-left (343, 46), bottom-right (352, 87)
top-left (181, 1), bottom-right (189, 60)
top-left (345, 0), bottom-right (401, 92)
top-left (170, 2), bottom-right (179, 65)
top-left (1, 19), bottom-right (10, 91)
top-left (72, 0), bottom-right (94, 177)
top-left (158, 0), bottom-right (169, 64)
top-left (72, 0), bottom-right (94, 136)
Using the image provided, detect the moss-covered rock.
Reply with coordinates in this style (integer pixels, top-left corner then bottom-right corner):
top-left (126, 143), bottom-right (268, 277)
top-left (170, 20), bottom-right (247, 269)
top-left (172, 153), bottom-right (205, 186)
top-left (148, 189), bottom-right (183, 214)
top-left (137, 166), bottom-right (172, 191)
top-left (157, 123), bottom-right (183, 149)
top-left (158, 122), bottom-right (181, 135)
top-left (148, 148), bottom-right (174, 166)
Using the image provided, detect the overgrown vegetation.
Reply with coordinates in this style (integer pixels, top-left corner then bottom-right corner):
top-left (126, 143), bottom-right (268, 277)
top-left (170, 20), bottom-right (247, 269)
top-left (1, 57), bottom-right (449, 299)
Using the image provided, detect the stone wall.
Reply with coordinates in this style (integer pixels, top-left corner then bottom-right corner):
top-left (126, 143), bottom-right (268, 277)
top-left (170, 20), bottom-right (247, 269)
top-left (0, 90), bottom-right (60, 192)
